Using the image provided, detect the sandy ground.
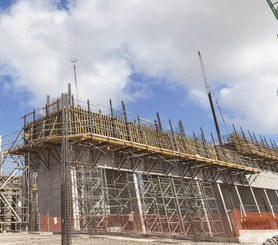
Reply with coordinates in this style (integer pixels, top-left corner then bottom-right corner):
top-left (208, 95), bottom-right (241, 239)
top-left (0, 232), bottom-right (260, 245)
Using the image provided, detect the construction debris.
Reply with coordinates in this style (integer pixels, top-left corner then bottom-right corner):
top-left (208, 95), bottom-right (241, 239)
top-left (262, 235), bottom-right (278, 245)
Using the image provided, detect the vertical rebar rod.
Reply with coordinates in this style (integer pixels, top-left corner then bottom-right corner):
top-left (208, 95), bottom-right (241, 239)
top-left (156, 113), bottom-right (162, 131)
top-left (178, 120), bottom-right (187, 151)
top-left (121, 101), bottom-right (131, 141)
top-left (169, 119), bottom-right (177, 151)
top-left (61, 93), bottom-right (73, 245)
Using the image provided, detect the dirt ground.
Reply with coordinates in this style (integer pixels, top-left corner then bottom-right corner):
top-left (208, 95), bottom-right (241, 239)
top-left (0, 232), bottom-right (261, 245)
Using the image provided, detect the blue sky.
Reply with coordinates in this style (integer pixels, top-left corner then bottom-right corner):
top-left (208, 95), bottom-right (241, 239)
top-left (0, 0), bottom-right (14, 9)
top-left (0, 0), bottom-right (278, 144)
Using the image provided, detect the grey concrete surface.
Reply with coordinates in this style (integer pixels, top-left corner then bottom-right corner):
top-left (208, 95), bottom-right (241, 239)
top-left (0, 233), bottom-right (257, 245)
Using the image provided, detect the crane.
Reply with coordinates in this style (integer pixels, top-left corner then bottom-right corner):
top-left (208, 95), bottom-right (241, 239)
top-left (266, 0), bottom-right (278, 21)
top-left (198, 51), bottom-right (223, 145)
top-left (266, 1), bottom-right (278, 97)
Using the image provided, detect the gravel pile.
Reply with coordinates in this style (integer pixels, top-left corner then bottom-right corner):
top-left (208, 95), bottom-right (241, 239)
top-left (262, 235), bottom-right (278, 245)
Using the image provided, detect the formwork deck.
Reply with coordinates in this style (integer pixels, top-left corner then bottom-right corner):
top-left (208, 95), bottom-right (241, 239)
top-left (230, 134), bottom-right (278, 162)
top-left (11, 104), bottom-right (259, 174)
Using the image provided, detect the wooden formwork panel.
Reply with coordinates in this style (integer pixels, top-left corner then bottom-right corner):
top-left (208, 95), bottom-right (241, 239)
top-left (231, 134), bottom-right (278, 161)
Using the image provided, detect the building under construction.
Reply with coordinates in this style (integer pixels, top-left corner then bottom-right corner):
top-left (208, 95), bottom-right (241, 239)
top-left (1, 85), bottom-right (278, 244)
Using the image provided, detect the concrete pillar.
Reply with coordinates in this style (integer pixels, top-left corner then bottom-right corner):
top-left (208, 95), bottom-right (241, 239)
top-left (133, 173), bottom-right (146, 234)
top-left (37, 150), bottom-right (62, 219)
top-left (71, 166), bottom-right (80, 231)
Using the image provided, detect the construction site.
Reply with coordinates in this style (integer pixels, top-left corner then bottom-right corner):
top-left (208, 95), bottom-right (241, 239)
top-left (1, 1), bottom-right (278, 245)
top-left (0, 82), bottom-right (277, 245)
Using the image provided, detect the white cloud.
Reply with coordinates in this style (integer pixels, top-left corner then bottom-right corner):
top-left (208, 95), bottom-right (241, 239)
top-left (0, 0), bottom-right (278, 135)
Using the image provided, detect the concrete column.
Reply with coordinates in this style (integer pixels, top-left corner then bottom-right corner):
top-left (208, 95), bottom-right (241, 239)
top-left (71, 166), bottom-right (80, 231)
top-left (250, 187), bottom-right (261, 213)
top-left (217, 183), bottom-right (233, 232)
top-left (133, 173), bottom-right (146, 234)
top-left (133, 173), bottom-right (147, 234)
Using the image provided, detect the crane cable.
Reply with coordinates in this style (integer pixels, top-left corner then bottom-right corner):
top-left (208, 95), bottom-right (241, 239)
top-left (67, 12), bottom-right (79, 103)
top-left (214, 97), bottom-right (229, 135)
top-left (198, 51), bottom-right (229, 137)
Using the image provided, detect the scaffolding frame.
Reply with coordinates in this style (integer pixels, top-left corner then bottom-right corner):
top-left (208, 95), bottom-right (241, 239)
top-left (0, 131), bottom-right (36, 231)
top-left (70, 166), bottom-right (225, 239)
top-left (224, 127), bottom-right (278, 172)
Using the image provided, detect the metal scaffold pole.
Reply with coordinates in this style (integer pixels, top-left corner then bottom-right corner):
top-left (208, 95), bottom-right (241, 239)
top-left (23, 152), bottom-right (30, 231)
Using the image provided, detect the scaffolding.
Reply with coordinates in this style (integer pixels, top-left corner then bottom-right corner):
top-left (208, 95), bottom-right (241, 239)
top-left (70, 167), bottom-right (225, 238)
top-left (0, 131), bottom-right (37, 231)
top-left (224, 127), bottom-right (278, 171)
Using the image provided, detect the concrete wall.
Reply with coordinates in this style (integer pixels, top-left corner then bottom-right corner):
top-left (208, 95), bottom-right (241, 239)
top-left (35, 150), bottom-right (62, 217)
top-left (250, 171), bottom-right (278, 190)
top-left (32, 145), bottom-right (278, 240)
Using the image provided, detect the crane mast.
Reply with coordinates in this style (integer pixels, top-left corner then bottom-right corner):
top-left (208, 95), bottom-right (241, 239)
top-left (198, 51), bottom-right (223, 145)
top-left (266, 0), bottom-right (278, 21)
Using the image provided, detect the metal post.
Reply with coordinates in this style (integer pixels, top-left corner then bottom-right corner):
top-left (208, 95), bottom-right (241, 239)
top-left (121, 101), bottom-right (131, 141)
top-left (170, 177), bottom-right (186, 236)
top-left (196, 180), bottom-right (212, 237)
top-left (234, 185), bottom-right (246, 217)
top-left (264, 189), bottom-right (275, 217)
top-left (169, 119), bottom-right (178, 151)
top-left (38, 213), bottom-right (40, 232)
top-left (156, 113), bottom-right (162, 131)
top-left (275, 190), bottom-right (278, 200)
top-left (250, 187), bottom-right (261, 214)
top-left (178, 120), bottom-right (187, 151)
top-left (87, 100), bottom-right (91, 113)
top-left (217, 183), bottom-right (233, 232)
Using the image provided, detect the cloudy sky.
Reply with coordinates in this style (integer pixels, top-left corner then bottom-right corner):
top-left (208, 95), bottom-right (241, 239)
top-left (0, 0), bottom-right (278, 143)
